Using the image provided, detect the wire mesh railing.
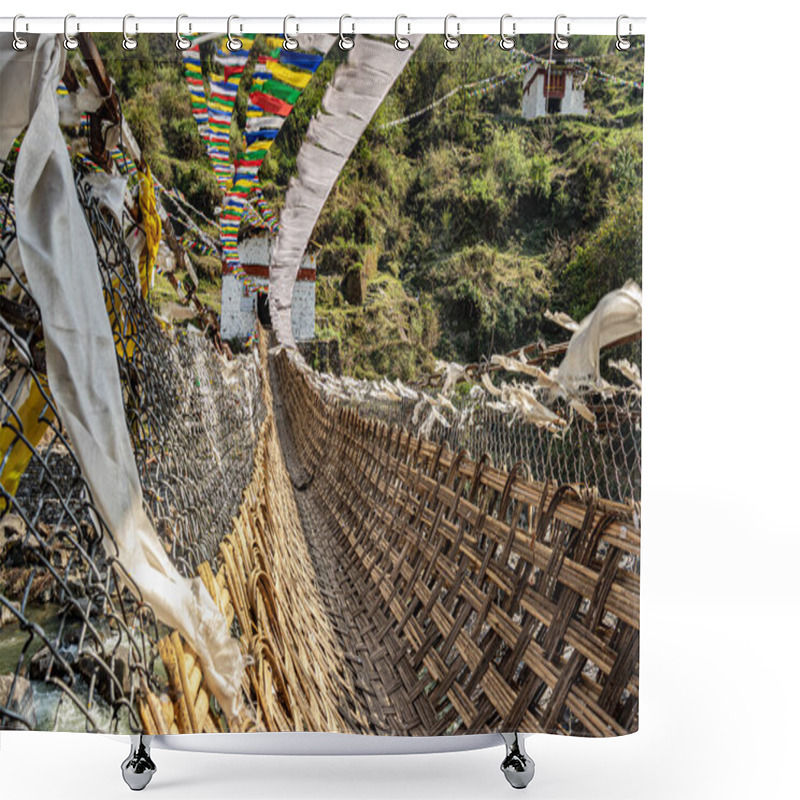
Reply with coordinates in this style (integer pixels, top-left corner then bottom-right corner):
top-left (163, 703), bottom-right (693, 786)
top-left (312, 380), bottom-right (640, 507)
top-left (1, 154), bottom-right (264, 732)
top-left (76, 173), bottom-right (265, 574)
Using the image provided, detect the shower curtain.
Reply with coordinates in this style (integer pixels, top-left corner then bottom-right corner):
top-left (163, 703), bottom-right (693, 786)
top-left (0, 29), bottom-right (642, 739)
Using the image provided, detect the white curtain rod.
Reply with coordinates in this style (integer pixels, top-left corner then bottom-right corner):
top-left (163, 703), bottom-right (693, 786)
top-left (0, 16), bottom-right (646, 37)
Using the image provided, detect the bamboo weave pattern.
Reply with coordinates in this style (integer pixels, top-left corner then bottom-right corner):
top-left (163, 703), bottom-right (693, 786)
top-left (272, 348), bottom-right (639, 736)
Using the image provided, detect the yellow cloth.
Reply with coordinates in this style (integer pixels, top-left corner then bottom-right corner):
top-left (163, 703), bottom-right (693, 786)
top-left (105, 274), bottom-right (139, 362)
top-left (264, 61), bottom-right (313, 90)
top-left (137, 165), bottom-right (161, 299)
top-left (0, 371), bottom-right (55, 509)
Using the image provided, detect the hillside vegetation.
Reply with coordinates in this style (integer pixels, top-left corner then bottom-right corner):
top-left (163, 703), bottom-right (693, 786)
top-left (90, 34), bottom-right (643, 380)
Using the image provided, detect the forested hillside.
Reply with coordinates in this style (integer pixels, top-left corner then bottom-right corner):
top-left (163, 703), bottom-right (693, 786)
top-left (90, 34), bottom-right (643, 380)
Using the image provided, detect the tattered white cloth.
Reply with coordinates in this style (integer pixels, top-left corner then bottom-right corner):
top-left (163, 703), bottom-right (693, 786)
top-left (269, 36), bottom-right (423, 346)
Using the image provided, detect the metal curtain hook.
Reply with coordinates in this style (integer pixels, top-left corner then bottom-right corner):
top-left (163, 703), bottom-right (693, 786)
top-left (339, 15), bottom-right (354, 50)
top-left (12, 15), bottom-right (29, 51)
top-left (64, 14), bottom-right (79, 51)
top-left (394, 15), bottom-right (410, 50)
top-left (122, 15), bottom-right (138, 51)
top-left (616, 15), bottom-right (632, 51)
top-left (283, 15), bottom-right (299, 50)
top-left (443, 14), bottom-right (460, 51)
top-left (176, 14), bottom-right (191, 50)
top-left (554, 14), bottom-right (570, 51)
top-left (499, 14), bottom-right (515, 50)
top-left (227, 15), bottom-right (243, 51)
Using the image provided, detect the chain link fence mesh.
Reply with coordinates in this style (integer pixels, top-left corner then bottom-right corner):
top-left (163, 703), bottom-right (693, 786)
top-left (1, 155), bottom-right (264, 733)
top-left (322, 386), bottom-right (640, 506)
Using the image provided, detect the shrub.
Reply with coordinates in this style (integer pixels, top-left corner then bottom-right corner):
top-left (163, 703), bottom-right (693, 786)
top-left (317, 239), bottom-right (362, 276)
top-left (164, 117), bottom-right (207, 161)
top-left (188, 253), bottom-right (222, 282)
top-left (554, 193), bottom-right (642, 321)
top-left (433, 244), bottom-right (550, 362)
top-left (124, 92), bottom-right (163, 154)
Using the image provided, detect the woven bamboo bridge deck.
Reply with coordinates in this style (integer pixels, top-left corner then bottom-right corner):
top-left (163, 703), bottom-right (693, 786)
top-left (137, 337), bottom-right (639, 738)
top-left (1, 39), bottom-right (640, 739)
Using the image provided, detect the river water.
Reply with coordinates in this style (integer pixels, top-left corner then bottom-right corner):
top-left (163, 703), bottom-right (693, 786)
top-left (1, 604), bottom-right (131, 733)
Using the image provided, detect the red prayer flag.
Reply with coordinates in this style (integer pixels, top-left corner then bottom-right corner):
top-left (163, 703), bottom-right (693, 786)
top-left (249, 92), bottom-right (293, 117)
top-left (224, 65), bottom-right (246, 82)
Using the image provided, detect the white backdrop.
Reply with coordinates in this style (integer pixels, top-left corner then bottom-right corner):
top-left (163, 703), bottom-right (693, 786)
top-left (2, 1), bottom-right (798, 798)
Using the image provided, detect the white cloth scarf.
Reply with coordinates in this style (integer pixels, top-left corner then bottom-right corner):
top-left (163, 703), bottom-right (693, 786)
top-left (556, 280), bottom-right (643, 389)
top-left (269, 35), bottom-right (424, 346)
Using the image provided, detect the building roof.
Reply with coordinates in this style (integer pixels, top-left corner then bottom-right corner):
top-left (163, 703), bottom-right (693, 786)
top-left (522, 43), bottom-right (580, 95)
